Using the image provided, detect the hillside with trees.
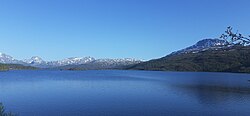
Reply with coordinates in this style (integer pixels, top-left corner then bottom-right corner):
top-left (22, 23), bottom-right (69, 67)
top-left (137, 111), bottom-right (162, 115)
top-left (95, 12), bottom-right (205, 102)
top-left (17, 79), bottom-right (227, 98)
top-left (130, 27), bottom-right (250, 73)
top-left (0, 63), bottom-right (37, 71)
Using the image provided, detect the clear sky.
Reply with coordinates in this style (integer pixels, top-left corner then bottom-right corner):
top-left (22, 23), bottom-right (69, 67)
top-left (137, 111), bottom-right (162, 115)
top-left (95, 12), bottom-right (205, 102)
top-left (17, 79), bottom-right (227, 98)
top-left (0, 0), bottom-right (250, 61)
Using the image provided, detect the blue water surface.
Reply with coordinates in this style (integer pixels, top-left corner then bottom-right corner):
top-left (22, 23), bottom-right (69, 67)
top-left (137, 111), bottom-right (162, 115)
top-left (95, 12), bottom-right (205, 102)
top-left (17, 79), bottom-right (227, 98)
top-left (0, 70), bottom-right (250, 116)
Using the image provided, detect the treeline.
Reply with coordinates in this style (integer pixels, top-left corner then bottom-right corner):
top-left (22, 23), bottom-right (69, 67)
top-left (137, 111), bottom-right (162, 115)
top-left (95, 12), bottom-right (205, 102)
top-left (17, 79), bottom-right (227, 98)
top-left (0, 63), bottom-right (37, 71)
top-left (130, 45), bottom-right (250, 73)
top-left (0, 64), bottom-right (8, 70)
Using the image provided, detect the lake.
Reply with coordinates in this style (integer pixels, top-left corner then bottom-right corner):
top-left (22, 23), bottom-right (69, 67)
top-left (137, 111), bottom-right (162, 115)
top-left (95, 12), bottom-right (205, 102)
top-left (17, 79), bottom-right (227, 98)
top-left (0, 70), bottom-right (250, 116)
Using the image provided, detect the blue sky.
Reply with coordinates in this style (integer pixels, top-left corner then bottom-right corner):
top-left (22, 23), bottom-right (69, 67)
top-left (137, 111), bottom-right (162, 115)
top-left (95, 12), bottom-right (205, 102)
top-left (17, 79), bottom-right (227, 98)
top-left (0, 0), bottom-right (250, 61)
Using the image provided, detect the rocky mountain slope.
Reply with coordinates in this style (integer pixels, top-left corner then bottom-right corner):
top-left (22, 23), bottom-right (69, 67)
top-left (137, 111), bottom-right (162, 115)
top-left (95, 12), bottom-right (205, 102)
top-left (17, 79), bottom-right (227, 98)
top-left (171, 39), bottom-right (227, 55)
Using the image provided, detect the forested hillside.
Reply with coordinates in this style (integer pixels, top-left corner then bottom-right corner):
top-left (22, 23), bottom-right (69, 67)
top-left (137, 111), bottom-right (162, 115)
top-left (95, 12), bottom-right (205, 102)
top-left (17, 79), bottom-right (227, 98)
top-left (130, 45), bottom-right (250, 73)
top-left (130, 27), bottom-right (250, 73)
top-left (0, 63), bottom-right (37, 71)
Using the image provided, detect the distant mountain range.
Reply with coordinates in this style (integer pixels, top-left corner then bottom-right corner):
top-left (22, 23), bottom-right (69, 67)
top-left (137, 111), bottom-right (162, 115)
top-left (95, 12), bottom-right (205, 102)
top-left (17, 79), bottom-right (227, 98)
top-left (0, 53), bottom-right (142, 69)
top-left (130, 38), bottom-right (250, 73)
top-left (2, 37), bottom-right (250, 73)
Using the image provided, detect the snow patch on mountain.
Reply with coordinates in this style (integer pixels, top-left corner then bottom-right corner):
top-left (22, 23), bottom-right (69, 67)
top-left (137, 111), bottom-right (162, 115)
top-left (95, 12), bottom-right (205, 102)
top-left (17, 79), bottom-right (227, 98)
top-left (172, 39), bottom-right (227, 55)
top-left (47, 57), bottom-right (95, 67)
top-left (0, 52), bottom-right (22, 64)
top-left (0, 53), bottom-right (141, 68)
top-left (23, 56), bottom-right (45, 64)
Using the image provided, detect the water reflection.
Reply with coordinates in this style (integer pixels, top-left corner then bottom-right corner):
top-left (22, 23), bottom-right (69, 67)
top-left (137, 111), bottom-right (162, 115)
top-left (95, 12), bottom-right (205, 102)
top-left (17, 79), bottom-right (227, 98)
top-left (158, 72), bottom-right (250, 106)
top-left (171, 84), bottom-right (250, 105)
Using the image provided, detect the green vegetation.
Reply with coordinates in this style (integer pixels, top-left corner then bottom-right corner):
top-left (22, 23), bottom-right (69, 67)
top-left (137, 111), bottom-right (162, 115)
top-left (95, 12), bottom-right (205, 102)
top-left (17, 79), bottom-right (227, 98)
top-left (0, 63), bottom-right (37, 71)
top-left (0, 64), bottom-right (8, 71)
top-left (130, 46), bottom-right (250, 73)
top-left (0, 103), bottom-right (17, 116)
top-left (130, 27), bottom-right (250, 73)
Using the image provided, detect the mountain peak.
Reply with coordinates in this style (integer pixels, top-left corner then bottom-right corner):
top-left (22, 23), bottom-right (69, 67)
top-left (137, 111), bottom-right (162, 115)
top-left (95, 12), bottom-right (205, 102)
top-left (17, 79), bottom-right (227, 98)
top-left (0, 52), bottom-right (11, 57)
top-left (23, 56), bottom-right (45, 64)
top-left (31, 56), bottom-right (43, 60)
top-left (195, 39), bottom-right (226, 47)
top-left (0, 52), bottom-right (19, 64)
top-left (172, 38), bottom-right (227, 55)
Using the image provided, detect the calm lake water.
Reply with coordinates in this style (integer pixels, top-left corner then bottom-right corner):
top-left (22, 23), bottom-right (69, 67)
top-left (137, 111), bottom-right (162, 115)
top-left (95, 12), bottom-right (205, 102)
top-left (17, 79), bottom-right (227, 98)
top-left (0, 70), bottom-right (250, 116)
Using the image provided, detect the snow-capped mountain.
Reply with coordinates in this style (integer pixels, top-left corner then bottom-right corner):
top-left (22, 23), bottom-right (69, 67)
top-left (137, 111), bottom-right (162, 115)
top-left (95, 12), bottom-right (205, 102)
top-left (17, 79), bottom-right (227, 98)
top-left (47, 57), bottom-right (95, 67)
top-left (0, 53), bottom-right (142, 68)
top-left (94, 58), bottom-right (141, 65)
top-left (29, 57), bottom-right (141, 68)
top-left (0, 53), bottom-right (23, 64)
top-left (22, 56), bottom-right (97, 68)
top-left (58, 58), bottom-right (142, 70)
top-left (172, 39), bottom-right (227, 55)
top-left (23, 56), bottom-right (46, 64)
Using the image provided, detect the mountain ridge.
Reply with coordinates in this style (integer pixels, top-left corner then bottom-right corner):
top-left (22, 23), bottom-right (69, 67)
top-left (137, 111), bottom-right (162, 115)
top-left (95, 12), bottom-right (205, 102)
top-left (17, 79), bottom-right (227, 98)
top-left (0, 53), bottom-right (142, 69)
top-left (171, 38), bottom-right (227, 55)
top-left (130, 38), bottom-right (250, 73)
